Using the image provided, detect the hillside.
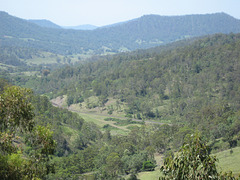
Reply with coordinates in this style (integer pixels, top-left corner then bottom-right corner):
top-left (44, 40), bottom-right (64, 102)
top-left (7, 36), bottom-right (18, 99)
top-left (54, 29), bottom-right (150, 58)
top-left (28, 19), bottom-right (62, 29)
top-left (17, 33), bottom-right (239, 120)
top-left (1, 11), bottom-right (240, 55)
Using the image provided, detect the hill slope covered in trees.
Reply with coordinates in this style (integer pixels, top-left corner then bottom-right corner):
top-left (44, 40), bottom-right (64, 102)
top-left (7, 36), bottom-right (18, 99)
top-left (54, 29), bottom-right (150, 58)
top-left (17, 33), bottom-right (240, 120)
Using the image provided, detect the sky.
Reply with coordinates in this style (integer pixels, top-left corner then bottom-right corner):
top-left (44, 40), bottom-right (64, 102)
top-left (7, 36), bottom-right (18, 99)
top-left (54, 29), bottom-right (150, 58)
top-left (0, 0), bottom-right (240, 27)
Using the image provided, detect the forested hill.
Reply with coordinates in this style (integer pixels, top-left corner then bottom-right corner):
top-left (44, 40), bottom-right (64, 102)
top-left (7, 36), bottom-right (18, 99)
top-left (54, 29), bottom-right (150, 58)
top-left (1, 11), bottom-right (240, 54)
top-left (17, 33), bottom-right (240, 122)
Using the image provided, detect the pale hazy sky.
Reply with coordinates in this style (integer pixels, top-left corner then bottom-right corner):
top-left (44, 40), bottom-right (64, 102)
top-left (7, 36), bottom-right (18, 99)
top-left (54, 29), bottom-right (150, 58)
top-left (0, 0), bottom-right (239, 26)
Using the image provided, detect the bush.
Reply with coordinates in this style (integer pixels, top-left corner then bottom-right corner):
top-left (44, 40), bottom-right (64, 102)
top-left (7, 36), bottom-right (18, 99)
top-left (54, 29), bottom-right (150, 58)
top-left (142, 161), bottom-right (155, 171)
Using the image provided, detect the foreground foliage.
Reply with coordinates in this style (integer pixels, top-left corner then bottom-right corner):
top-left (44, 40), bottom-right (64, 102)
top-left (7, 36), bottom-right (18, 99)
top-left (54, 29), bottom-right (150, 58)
top-left (0, 84), bottom-right (56, 179)
top-left (160, 133), bottom-right (237, 180)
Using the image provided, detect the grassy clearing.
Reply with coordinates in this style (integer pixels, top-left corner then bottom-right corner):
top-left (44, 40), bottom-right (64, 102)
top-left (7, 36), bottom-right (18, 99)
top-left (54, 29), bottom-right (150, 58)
top-left (215, 146), bottom-right (240, 176)
top-left (22, 71), bottom-right (39, 76)
top-left (23, 52), bottom-right (82, 65)
top-left (52, 96), bottom-right (130, 135)
top-left (126, 125), bottom-right (142, 130)
top-left (68, 96), bottom-right (170, 123)
top-left (70, 98), bottom-right (169, 124)
top-left (0, 63), bottom-right (15, 70)
top-left (76, 112), bottom-right (129, 135)
top-left (104, 117), bottom-right (144, 126)
top-left (137, 170), bottom-right (162, 180)
top-left (23, 52), bottom-right (60, 65)
top-left (70, 96), bottom-right (127, 118)
top-left (52, 96), bottom-right (169, 136)
top-left (76, 113), bottom-right (109, 127)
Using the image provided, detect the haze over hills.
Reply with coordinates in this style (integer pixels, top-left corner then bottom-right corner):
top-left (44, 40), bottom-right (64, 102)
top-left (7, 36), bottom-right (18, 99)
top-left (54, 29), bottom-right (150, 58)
top-left (28, 19), bottom-right (62, 29)
top-left (1, 11), bottom-right (240, 55)
top-left (62, 24), bottom-right (98, 30)
top-left (28, 19), bottom-right (98, 30)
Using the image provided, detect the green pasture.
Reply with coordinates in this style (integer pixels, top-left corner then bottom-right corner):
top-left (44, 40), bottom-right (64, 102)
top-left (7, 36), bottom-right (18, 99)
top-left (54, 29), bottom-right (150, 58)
top-left (215, 146), bottom-right (240, 176)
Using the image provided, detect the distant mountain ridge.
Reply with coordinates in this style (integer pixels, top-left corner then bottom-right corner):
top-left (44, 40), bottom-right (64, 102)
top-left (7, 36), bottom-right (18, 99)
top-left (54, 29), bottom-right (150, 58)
top-left (62, 24), bottom-right (98, 30)
top-left (28, 19), bottom-right (98, 30)
top-left (1, 11), bottom-right (240, 55)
